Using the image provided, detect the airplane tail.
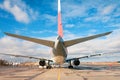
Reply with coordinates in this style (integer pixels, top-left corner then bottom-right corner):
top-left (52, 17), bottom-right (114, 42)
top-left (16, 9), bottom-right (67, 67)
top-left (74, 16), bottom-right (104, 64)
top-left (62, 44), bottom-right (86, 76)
top-left (58, 0), bottom-right (63, 37)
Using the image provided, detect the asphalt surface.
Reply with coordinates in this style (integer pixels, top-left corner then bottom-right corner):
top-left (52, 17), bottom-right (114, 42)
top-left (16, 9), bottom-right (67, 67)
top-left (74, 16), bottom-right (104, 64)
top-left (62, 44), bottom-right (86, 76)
top-left (0, 64), bottom-right (120, 80)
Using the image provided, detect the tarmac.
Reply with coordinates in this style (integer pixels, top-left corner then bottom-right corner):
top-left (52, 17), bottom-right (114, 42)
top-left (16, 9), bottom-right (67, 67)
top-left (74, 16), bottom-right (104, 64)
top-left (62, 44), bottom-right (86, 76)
top-left (0, 64), bottom-right (120, 80)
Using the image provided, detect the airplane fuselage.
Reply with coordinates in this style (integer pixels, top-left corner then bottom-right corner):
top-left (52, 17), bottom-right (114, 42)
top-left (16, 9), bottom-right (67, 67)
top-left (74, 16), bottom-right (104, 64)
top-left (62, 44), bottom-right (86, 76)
top-left (52, 36), bottom-right (67, 64)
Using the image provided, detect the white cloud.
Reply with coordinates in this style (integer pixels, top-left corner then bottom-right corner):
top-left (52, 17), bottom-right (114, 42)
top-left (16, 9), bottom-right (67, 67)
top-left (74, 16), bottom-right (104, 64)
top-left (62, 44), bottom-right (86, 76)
top-left (31, 30), bottom-right (56, 34)
top-left (58, 1), bottom-right (118, 24)
top-left (41, 14), bottom-right (57, 27)
top-left (86, 16), bottom-right (111, 23)
top-left (88, 29), bottom-right (97, 34)
top-left (63, 30), bottom-right (78, 40)
top-left (0, 0), bottom-right (38, 23)
top-left (110, 23), bottom-right (120, 28)
top-left (84, 5), bottom-right (115, 22)
top-left (55, 0), bottom-right (117, 28)
top-left (62, 2), bottom-right (87, 18)
top-left (101, 5), bottom-right (115, 15)
top-left (65, 24), bottom-right (74, 28)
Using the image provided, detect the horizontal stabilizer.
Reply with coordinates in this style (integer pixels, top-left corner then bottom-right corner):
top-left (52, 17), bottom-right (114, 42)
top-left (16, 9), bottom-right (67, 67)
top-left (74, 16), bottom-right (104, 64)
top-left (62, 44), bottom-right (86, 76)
top-left (4, 32), bottom-right (55, 48)
top-left (64, 31), bottom-right (112, 47)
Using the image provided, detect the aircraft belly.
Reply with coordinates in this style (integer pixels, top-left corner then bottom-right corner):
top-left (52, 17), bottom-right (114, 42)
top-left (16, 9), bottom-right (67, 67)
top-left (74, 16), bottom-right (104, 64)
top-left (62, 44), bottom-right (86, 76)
top-left (53, 56), bottom-right (65, 64)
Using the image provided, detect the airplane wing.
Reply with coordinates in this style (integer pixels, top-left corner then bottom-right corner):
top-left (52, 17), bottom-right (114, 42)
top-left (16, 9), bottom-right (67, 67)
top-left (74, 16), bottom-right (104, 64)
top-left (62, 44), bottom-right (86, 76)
top-left (0, 53), bottom-right (53, 62)
top-left (64, 31), bottom-right (112, 47)
top-left (4, 32), bottom-right (55, 48)
top-left (66, 52), bottom-right (116, 62)
top-left (66, 53), bottom-right (102, 62)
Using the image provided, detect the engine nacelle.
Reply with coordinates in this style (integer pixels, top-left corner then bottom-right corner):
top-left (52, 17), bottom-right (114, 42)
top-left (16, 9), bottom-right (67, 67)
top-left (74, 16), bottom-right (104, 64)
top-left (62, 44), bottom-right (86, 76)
top-left (73, 59), bottom-right (80, 66)
top-left (39, 60), bottom-right (46, 66)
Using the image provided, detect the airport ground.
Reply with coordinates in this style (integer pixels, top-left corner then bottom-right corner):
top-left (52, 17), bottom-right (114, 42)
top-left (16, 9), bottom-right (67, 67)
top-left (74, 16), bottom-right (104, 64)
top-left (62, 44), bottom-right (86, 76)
top-left (0, 63), bottom-right (120, 80)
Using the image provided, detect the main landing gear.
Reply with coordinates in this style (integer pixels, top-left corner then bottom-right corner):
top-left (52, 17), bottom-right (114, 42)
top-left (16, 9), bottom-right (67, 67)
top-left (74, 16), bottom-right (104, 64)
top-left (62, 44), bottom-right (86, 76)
top-left (46, 65), bottom-right (52, 69)
top-left (68, 61), bottom-right (73, 69)
top-left (46, 61), bottom-right (52, 69)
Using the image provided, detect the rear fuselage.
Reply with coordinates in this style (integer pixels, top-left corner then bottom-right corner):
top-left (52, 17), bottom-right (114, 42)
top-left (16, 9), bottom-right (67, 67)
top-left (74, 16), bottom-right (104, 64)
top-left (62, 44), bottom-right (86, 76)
top-left (52, 36), bottom-right (67, 64)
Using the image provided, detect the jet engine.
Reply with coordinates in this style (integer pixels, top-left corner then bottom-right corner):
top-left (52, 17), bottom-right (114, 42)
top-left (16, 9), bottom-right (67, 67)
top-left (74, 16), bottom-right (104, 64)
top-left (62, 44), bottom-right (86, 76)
top-left (73, 59), bottom-right (80, 66)
top-left (39, 60), bottom-right (46, 66)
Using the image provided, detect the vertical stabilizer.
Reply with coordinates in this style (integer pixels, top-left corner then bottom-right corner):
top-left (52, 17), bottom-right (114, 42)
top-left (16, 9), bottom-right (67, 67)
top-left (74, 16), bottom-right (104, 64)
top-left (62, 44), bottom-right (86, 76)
top-left (58, 0), bottom-right (63, 37)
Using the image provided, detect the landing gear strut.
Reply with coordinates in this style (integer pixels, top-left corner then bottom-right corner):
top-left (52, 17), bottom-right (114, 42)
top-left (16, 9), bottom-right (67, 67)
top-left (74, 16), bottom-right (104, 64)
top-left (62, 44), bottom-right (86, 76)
top-left (46, 65), bottom-right (52, 69)
top-left (46, 60), bottom-right (52, 69)
top-left (68, 61), bottom-right (73, 69)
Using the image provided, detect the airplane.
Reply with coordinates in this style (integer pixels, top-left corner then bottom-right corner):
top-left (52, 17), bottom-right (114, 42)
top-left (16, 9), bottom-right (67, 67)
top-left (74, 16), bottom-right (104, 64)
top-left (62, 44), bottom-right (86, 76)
top-left (0, 0), bottom-right (112, 69)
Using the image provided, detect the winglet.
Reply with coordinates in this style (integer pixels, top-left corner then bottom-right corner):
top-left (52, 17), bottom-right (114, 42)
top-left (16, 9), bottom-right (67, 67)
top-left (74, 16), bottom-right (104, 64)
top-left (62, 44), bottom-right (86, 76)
top-left (58, 0), bottom-right (63, 37)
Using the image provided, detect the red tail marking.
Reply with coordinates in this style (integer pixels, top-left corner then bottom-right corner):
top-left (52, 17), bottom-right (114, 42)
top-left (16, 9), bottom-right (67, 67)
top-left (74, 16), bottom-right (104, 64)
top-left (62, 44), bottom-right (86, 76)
top-left (58, 12), bottom-right (63, 37)
top-left (58, 0), bottom-right (63, 37)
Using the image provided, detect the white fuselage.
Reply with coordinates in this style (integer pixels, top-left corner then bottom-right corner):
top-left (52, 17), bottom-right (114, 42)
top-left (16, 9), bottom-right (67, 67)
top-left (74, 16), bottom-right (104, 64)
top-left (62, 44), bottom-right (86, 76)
top-left (52, 36), bottom-right (67, 64)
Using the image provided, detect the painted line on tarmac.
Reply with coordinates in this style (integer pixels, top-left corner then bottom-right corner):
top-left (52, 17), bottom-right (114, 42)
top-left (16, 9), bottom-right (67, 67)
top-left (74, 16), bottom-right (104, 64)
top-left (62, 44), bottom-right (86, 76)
top-left (57, 68), bottom-right (61, 80)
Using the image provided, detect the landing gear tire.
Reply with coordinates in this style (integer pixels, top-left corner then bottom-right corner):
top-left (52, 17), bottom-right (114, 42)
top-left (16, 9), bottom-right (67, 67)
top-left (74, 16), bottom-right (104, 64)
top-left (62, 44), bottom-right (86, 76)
top-left (46, 66), bottom-right (52, 69)
top-left (68, 65), bottom-right (73, 69)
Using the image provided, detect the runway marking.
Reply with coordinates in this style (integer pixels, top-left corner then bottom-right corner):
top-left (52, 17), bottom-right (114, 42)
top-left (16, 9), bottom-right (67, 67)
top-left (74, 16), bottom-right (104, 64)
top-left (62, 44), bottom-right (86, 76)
top-left (57, 68), bottom-right (61, 80)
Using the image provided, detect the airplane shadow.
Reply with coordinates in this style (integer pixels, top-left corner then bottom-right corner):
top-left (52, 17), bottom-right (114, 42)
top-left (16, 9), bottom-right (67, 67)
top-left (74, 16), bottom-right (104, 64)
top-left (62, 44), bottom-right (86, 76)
top-left (64, 65), bottom-right (107, 70)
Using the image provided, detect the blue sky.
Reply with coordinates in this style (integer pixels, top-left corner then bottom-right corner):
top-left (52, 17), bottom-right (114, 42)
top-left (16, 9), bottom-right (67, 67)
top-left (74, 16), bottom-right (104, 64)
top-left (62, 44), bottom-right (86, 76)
top-left (0, 0), bottom-right (120, 62)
